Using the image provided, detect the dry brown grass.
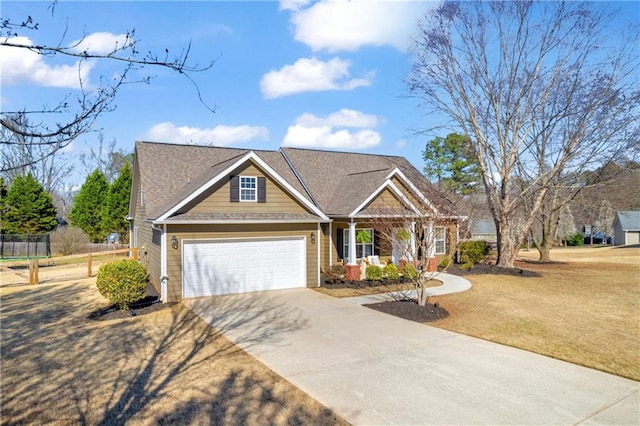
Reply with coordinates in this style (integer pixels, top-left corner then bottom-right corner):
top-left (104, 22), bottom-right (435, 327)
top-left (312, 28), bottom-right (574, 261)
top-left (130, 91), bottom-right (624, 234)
top-left (0, 277), bottom-right (346, 425)
top-left (430, 245), bottom-right (640, 381)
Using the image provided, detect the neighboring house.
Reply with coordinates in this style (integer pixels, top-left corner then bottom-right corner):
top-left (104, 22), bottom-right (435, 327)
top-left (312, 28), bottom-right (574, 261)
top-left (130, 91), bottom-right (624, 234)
top-left (468, 218), bottom-right (497, 244)
top-left (129, 141), bottom-right (462, 302)
top-left (613, 211), bottom-right (640, 246)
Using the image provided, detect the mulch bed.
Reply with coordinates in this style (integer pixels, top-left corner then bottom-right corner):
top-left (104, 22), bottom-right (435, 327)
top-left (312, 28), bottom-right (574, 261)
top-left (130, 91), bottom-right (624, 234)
top-left (88, 283), bottom-right (174, 321)
top-left (320, 273), bottom-right (407, 289)
top-left (365, 300), bottom-right (449, 323)
top-left (444, 262), bottom-right (541, 277)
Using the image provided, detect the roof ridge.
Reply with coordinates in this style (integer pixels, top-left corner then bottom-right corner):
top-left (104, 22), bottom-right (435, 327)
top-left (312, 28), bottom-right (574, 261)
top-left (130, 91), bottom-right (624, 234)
top-left (282, 146), bottom-right (404, 159)
top-left (136, 140), bottom-right (280, 154)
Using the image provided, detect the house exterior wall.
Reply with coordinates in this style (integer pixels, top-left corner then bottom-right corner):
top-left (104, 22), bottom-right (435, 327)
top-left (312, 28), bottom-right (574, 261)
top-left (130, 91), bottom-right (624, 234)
top-left (320, 223), bottom-right (331, 272)
top-left (164, 223), bottom-right (319, 302)
top-left (183, 164), bottom-right (308, 215)
top-left (626, 231), bottom-right (640, 245)
top-left (614, 221), bottom-right (625, 245)
top-left (135, 219), bottom-right (161, 294)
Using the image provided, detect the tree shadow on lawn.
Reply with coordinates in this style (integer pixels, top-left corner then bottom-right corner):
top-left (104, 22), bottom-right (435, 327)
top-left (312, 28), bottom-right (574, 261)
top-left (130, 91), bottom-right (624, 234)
top-left (0, 280), bottom-right (336, 425)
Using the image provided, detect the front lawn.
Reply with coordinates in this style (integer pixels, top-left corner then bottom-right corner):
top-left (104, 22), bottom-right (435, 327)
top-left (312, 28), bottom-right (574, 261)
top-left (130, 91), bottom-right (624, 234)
top-left (0, 276), bottom-right (345, 424)
top-left (430, 246), bottom-right (640, 381)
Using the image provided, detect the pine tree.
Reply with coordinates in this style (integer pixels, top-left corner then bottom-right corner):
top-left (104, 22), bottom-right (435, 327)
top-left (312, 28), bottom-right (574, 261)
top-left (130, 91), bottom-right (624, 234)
top-left (101, 162), bottom-right (132, 241)
top-left (423, 133), bottom-right (481, 196)
top-left (69, 169), bottom-right (109, 242)
top-left (2, 174), bottom-right (58, 234)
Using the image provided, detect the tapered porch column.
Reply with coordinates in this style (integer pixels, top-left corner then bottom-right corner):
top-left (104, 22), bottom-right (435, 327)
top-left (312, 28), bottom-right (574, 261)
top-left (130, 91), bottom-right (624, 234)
top-left (345, 221), bottom-right (360, 280)
top-left (426, 220), bottom-right (437, 272)
top-left (409, 221), bottom-right (416, 261)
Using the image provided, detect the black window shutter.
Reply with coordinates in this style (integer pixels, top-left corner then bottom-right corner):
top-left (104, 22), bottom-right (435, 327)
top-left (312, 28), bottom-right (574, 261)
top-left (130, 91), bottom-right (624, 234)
top-left (230, 175), bottom-right (239, 202)
top-left (336, 228), bottom-right (344, 260)
top-left (257, 177), bottom-right (266, 203)
top-left (374, 229), bottom-right (381, 256)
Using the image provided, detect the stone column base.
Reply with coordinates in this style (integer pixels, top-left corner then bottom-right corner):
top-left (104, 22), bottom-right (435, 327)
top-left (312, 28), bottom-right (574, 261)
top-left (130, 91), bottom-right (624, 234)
top-left (345, 264), bottom-right (361, 281)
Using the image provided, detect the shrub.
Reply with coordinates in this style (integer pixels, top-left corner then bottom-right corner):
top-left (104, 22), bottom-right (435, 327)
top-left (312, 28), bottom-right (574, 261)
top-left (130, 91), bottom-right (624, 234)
top-left (50, 226), bottom-right (90, 256)
top-left (366, 265), bottom-right (383, 281)
top-left (96, 260), bottom-right (147, 309)
top-left (401, 263), bottom-right (418, 280)
top-left (567, 233), bottom-right (584, 247)
top-left (458, 240), bottom-right (490, 266)
top-left (329, 264), bottom-right (346, 276)
top-left (438, 255), bottom-right (451, 269)
top-left (383, 263), bottom-right (400, 280)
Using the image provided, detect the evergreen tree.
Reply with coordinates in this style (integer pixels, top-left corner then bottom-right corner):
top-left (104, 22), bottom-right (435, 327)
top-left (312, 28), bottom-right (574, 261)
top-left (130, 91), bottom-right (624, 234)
top-left (423, 133), bottom-right (481, 196)
top-left (2, 174), bottom-right (58, 234)
top-left (69, 169), bottom-right (109, 242)
top-left (0, 177), bottom-right (9, 234)
top-left (101, 162), bottom-right (132, 241)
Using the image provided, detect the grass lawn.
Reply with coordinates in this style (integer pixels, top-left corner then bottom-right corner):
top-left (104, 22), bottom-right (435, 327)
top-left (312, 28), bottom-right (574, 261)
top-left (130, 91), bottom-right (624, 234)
top-left (0, 276), bottom-right (345, 424)
top-left (429, 245), bottom-right (640, 381)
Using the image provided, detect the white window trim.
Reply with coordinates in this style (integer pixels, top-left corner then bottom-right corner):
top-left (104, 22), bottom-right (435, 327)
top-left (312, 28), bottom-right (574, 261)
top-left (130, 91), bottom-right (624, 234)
top-left (240, 176), bottom-right (257, 202)
top-left (344, 228), bottom-right (375, 262)
top-left (435, 226), bottom-right (446, 255)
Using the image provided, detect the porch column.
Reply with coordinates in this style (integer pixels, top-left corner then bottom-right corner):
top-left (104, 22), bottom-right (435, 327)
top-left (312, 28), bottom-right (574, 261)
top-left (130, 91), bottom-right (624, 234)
top-left (348, 222), bottom-right (357, 265)
top-left (426, 220), bottom-right (437, 272)
top-left (345, 221), bottom-right (360, 281)
top-left (409, 221), bottom-right (416, 261)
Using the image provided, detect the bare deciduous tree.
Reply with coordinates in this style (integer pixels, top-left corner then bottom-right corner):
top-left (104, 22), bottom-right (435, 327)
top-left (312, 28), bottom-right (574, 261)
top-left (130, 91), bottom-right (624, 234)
top-left (409, 1), bottom-right (639, 268)
top-left (1, 112), bottom-right (74, 194)
top-left (1, 2), bottom-right (216, 170)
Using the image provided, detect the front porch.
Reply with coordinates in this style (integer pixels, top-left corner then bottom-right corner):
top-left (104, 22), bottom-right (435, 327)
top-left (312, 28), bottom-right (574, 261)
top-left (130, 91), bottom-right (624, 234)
top-left (321, 219), bottom-right (458, 281)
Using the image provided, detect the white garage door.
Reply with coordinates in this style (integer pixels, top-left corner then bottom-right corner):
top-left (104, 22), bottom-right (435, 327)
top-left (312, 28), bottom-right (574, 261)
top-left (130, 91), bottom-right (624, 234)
top-left (182, 237), bottom-right (306, 298)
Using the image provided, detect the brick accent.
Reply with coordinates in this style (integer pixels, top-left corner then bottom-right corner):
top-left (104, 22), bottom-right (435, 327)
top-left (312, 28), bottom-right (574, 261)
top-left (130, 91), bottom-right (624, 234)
top-left (345, 264), bottom-right (361, 281)
top-left (426, 257), bottom-right (438, 272)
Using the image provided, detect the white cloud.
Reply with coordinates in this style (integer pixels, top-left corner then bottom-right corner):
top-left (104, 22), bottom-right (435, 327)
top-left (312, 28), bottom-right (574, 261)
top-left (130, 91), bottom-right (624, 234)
top-left (260, 57), bottom-right (373, 99)
top-left (295, 109), bottom-right (379, 128)
top-left (0, 36), bottom-right (94, 88)
top-left (286, 0), bottom-right (432, 52)
top-left (279, 0), bottom-right (310, 11)
top-left (71, 32), bottom-right (132, 55)
top-left (143, 122), bottom-right (269, 146)
top-left (283, 109), bottom-right (382, 150)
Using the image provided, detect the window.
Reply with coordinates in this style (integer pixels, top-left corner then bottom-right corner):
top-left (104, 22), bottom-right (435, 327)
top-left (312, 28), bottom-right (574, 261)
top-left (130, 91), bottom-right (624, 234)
top-left (343, 228), bottom-right (374, 262)
top-left (240, 176), bottom-right (257, 201)
top-left (435, 227), bottom-right (446, 254)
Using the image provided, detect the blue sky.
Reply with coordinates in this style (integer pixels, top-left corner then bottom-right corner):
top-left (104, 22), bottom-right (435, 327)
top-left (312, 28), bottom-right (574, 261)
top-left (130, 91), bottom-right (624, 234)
top-left (2, 1), bottom-right (639, 186)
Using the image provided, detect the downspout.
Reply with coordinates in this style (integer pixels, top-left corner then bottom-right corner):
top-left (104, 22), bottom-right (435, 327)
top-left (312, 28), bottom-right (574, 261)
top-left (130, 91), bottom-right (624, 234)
top-left (317, 222), bottom-right (321, 287)
top-left (160, 224), bottom-right (168, 303)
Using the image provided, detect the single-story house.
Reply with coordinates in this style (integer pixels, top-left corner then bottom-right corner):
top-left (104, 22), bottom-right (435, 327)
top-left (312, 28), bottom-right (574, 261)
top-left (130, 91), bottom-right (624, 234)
top-left (129, 141), bottom-right (462, 302)
top-left (613, 211), bottom-right (640, 246)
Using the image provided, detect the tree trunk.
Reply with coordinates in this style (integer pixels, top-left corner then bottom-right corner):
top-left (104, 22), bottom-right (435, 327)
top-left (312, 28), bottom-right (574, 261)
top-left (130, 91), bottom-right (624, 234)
top-left (417, 275), bottom-right (428, 306)
top-left (495, 219), bottom-right (518, 268)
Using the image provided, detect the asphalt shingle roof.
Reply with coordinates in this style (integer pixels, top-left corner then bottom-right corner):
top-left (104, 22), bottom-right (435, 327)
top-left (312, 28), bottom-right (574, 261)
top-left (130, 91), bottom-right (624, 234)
top-left (134, 142), bottom-right (458, 221)
top-left (615, 211), bottom-right (640, 230)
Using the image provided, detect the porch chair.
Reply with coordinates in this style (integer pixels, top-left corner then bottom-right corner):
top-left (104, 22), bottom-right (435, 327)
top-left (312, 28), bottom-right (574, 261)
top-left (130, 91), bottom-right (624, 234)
top-left (367, 255), bottom-right (386, 269)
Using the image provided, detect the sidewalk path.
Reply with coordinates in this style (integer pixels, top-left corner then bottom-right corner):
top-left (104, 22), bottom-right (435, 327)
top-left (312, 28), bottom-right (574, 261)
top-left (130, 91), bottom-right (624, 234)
top-left (345, 272), bottom-right (471, 305)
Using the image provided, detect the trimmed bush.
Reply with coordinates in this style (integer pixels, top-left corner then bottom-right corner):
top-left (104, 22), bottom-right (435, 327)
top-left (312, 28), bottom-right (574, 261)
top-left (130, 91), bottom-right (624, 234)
top-left (366, 265), bottom-right (383, 281)
top-left (96, 260), bottom-right (148, 309)
top-left (383, 263), bottom-right (400, 280)
top-left (438, 255), bottom-right (451, 269)
top-left (401, 263), bottom-right (418, 280)
top-left (458, 240), bottom-right (490, 266)
top-left (567, 233), bottom-right (584, 246)
top-left (329, 264), bottom-right (346, 276)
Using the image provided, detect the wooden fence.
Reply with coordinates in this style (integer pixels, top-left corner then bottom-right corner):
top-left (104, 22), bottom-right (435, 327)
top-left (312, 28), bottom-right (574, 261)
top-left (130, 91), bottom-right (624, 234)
top-left (5, 247), bottom-right (139, 285)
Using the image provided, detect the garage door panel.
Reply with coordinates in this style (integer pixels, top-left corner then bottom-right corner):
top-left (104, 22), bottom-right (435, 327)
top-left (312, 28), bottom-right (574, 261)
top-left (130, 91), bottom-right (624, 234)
top-left (183, 237), bottom-right (306, 298)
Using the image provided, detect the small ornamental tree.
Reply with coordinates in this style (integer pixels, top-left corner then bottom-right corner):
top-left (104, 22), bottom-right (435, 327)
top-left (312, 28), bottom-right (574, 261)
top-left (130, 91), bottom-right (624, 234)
top-left (2, 173), bottom-right (57, 234)
top-left (96, 260), bottom-right (147, 309)
top-left (69, 169), bottom-right (109, 242)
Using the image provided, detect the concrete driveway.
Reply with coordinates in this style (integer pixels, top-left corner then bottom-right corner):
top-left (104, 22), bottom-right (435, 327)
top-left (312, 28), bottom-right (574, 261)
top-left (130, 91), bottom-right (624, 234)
top-left (184, 289), bottom-right (639, 425)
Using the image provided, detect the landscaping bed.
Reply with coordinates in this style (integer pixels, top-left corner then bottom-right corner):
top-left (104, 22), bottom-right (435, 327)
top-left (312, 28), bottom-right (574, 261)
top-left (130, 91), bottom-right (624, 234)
top-left (365, 300), bottom-right (449, 323)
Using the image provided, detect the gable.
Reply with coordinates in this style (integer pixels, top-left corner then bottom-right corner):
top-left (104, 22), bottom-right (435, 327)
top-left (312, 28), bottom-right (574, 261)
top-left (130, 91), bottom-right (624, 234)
top-left (355, 187), bottom-right (415, 217)
top-left (178, 163), bottom-right (309, 216)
